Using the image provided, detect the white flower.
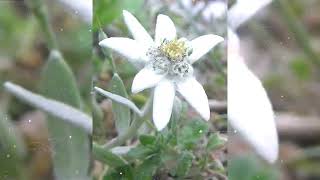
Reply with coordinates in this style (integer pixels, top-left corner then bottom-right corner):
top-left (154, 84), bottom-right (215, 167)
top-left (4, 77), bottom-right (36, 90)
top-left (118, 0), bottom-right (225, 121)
top-left (228, 0), bottom-right (278, 163)
top-left (229, 0), bottom-right (272, 29)
top-left (99, 10), bottom-right (223, 130)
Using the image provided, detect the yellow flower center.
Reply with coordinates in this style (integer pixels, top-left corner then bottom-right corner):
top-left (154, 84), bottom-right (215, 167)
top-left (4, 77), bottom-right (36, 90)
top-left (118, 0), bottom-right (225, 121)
top-left (160, 38), bottom-right (188, 62)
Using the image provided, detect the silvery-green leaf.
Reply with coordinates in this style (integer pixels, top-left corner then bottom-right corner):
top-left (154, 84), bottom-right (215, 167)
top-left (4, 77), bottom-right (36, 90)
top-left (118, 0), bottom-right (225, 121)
top-left (0, 112), bottom-right (26, 180)
top-left (4, 82), bottom-right (92, 133)
top-left (110, 73), bottom-right (131, 134)
top-left (39, 50), bottom-right (90, 180)
top-left (93, 143), bottom-right (127, 167)
top-left (94, 87), bottom-right (142, 115)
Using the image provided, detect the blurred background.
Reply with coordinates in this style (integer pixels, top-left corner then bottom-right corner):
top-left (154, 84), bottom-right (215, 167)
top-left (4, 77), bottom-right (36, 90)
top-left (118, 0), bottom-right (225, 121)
top-left (229, 0), bottom-right (320, 180)
top-left (0, 0), bottom-right (91, 179)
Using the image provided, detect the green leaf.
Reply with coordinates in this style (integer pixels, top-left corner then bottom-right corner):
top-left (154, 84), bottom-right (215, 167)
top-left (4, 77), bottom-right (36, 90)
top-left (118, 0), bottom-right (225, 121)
top-left (0, 113), bottom-right (26, 179)
top-left (103, 165), bottom-right (134, 180)
top-left (110, 73), bottom-right (131, 134)
top-left (39, 50), bottom-right (90, 180)
top-left (178, 119), bottom-right (209, 150)
top-left (176, 151), bottom-right (193, 177)
top-left (93, 0), bottom-right (144, 31)
top-left (134, 155), bottom-right (160, 180)
top-left (207, 133), bottom-right (225, 151)
top-left (93, 143), bottom-right (127, 167)
top-left (127, 145), bottom-right (157, 160)
top-left (139, 134), bottom-right (156, 146)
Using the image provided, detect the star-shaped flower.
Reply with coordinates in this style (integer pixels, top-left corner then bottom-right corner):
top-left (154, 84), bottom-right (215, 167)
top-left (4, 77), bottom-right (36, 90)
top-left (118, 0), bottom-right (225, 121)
top-left (99, 10), bottom-right (223, 130)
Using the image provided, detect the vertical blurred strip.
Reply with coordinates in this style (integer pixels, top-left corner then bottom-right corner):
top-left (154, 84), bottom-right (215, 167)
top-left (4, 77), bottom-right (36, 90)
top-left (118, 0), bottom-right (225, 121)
top-left (0, 112), bottom-right (27, 180)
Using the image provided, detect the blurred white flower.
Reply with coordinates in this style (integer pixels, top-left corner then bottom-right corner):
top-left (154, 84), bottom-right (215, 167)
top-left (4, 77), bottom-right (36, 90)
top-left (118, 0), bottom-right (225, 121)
top-left (180, 0), bottom-right (205, 16)
top-left (229, 0), bottom-right (272, 29)
top-left (178, 0), bottom-right (226, 20)
top-left (228, 0), bottom-right (278, 163)
top-left (57, 0), bottom-right (92, 23)
top-left (100, 10), bottom-right (223, 130)
top-left (202, 1), bottom-right (227, 20)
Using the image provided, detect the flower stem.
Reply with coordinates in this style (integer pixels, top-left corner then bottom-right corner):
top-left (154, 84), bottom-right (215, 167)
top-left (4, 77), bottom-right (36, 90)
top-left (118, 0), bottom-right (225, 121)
top-left (27, 0), bottom-right (58, 50)
top-left (275, 0), bottom-right (320, 68)
top-left (103, 97), bottom-right (153, 149)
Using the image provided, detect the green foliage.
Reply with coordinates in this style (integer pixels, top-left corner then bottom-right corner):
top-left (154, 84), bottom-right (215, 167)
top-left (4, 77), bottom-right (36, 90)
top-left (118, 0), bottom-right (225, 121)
top-left (93, 0), bottom-right (144, 31)
top-left (134, 155), bottom-right (161, 180)
top-left (103, 165), bottom-right (134, 180)
top-left (207, 133), bottom-right (225, 151)
top-left (127, 144), bottom-right (158, 160)
top-left (178, 119), bottom-right (209, 150)
top-left (175, 151), bottom-right (193, 177)
top-left (229, 156), bottom-right (279, 180)
top-left (39, 51), bottom-right (90, 180)
top-left (93, 143), bottom-right (127, 167)
top-left (110, 73), bottom-right (131, 134)
top-left (98, 116), bottom-right (215, 179)
top-left (139, 134), bottom-right (156, 146)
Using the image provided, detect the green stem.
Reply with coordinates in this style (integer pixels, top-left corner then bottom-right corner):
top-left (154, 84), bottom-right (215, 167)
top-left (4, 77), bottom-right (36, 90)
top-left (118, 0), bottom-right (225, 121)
top-left (106, 53), bottom-right (117, 74)
top-left (27, 0), bottom-right (58, 50)
top-left (104, 115), bottom-right (145, 149)
top-left (275, 0), bottom-right (320, 67)
top-left (103, 97), bottom-right (153, 149)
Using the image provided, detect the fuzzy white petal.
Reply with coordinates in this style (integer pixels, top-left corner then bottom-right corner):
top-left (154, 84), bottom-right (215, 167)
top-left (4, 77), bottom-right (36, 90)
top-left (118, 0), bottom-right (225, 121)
top-left (228, 54), bottom-right (278, 163)
top-left (177, 77), bottom-right (210, 120)
top-left (153, 80), bottom-right (175, 130)
top-left (155, 14), bottom-right (176, 45)
top-left (123, 10), bottom-right (154, 48)
top-left (99, 37), bottom-right (147, 66)
top-left (229, 0), bottom-right (272, 29)
top-left (131, 67), bottom-right (165, 93)
top-left (189, 34), bottom-right (224, 64)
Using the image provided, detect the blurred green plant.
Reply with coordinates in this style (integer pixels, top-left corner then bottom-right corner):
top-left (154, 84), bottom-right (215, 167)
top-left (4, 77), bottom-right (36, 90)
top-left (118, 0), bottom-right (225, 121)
top-left (0, 112), bottom-right (27, 180)
top-left (229, 155), bottom-right (280, 180)
top-left (2, 0), bottom-right (92, 179)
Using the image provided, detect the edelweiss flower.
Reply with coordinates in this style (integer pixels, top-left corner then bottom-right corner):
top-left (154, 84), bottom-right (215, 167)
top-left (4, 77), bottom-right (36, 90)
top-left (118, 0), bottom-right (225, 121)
top-left (228, 0), bottom-right (278, 163)
top-left (99, 10), bottom-right (223, 130)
